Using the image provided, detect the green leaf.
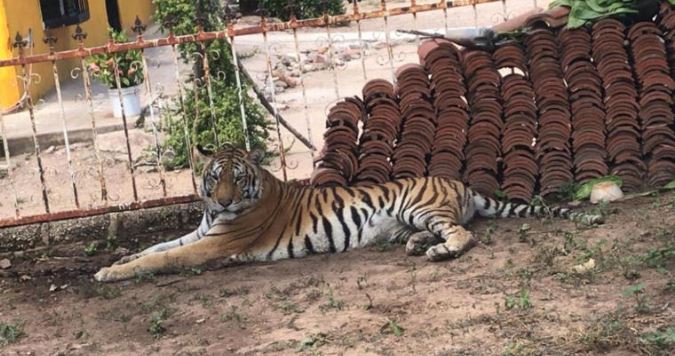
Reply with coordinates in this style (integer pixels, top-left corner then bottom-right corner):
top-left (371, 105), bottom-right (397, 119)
top-left (566, 16), bottom-right (588, 28)
top-left (664, 180), bottom-right (675, 189)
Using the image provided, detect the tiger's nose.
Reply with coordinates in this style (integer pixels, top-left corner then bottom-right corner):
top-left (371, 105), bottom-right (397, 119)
top-left (218, 198), bottom-right (232, 207)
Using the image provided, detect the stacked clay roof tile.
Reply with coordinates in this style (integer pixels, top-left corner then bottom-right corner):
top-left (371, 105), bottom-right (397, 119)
top-left (494, 42), bottom-right (538, 201)
top-left (591, 19), bottom-right (645, 191)
top-left (310, 97), bottom-right (364, 186)
top-left (524, 28), bottom-right (574, 196)
top-left (460, 49), bottom-right (503, 196)
top-left (419, 39), bottom-right (468, 181)
top-left (313, 8), bottom-right (675, 197)
top-left (353, 79), bottom-right (400, 185)
top-left (628, 21), bottom-right (675, 187)
top-left (391, 63), bottom-right (436, 179)
top-left (558, 27), bottom-right (609, 184)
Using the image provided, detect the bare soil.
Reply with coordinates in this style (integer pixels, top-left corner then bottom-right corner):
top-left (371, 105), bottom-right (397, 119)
top-left (1, 194), bottom-right (674, 355)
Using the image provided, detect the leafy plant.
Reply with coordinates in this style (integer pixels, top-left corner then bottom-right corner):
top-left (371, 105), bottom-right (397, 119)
top-left (85, 29), bottom-right (144, 89)
top-left (153, 0), bottom-right (271, 168)
top-left (550, 0), bottom-right (673, 28)
top-left (257, 0), bottom-right (345, 21)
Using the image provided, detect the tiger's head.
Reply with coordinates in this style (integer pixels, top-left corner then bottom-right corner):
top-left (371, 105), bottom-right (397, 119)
top-left (193, 143), bottom-right (266, 217)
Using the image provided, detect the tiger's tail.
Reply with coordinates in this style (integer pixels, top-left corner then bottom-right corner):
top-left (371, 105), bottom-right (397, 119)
top-left (470, 190), bottom-right (605, 225)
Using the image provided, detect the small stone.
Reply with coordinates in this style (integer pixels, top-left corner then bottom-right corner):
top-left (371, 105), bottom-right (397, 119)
top-left (45, 146), bottom-right (56, 154)
top-left (0, 258), bottom-right (11, 269)
top-left (196, 318), bottom-right (206, 324)
top-left (49, 284), bottom-right (58, 292)
top-left (572, 258), bottom-right (596, 274)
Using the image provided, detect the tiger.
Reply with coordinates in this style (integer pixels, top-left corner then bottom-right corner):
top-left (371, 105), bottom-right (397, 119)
top-left (94, 144), bottom-right (604, 282)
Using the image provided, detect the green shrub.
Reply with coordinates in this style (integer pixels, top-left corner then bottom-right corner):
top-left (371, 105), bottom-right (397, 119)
top-left (153, 0), bottom-right (271, 168)
top-left (253, 0), bottom-right (346, 21)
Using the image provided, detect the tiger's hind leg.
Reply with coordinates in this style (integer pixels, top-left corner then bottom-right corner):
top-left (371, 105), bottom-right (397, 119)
top-left (425, 225), bottom-right (475, 262)
top-left (411, 211), bottom-right (476, 262)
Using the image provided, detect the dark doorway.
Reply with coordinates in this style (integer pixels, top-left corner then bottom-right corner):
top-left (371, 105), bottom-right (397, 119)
top-left (105, 0), bottom-right (122, 32)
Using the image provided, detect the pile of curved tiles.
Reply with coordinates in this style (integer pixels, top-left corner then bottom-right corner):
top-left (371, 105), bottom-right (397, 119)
top-left (419, 39), bottom-right (468, 181)
top-left (353, 79), bottom-right (399, 185)
top-left (391, 64), bottom-right (436, 179)
top-left (590, 19), bottom-right (645, 191)
top-left (629, 18), bottom-right (675, 187)
top-left (313, 9), bottom-right (675, 199)
top-left (494, 43), bottom-right (538, 201)
top-left (460, 50), bottom-right (503, 196)
top-left (559, 28), bottom-right (609, 184)
top-left (524, 29), bottom-right (574, 196)
top-left (310, 97), bottom-right (364, 186)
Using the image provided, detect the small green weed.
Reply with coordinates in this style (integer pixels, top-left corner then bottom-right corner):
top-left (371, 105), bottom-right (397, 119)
top-left (622, 283), bottom-right (650, 314)
top-left (297, 332), bottom-right (329, 352)
top-left (0, 320), bottom-right (25, 345)
top-left (84, 241), bottom-right (98, 256)
top-left (320, 288), bottom-right (345, 312)
top-left (147, 309), bottom-right (169, 339)
top-left (640, 326), bottom-right (675, 350)
top-left (221, 305), bottom-right (247, 328)
top-left (381, 319), bottom-right (405, 337)
top-left (505, 288), bottom-right (532, 310)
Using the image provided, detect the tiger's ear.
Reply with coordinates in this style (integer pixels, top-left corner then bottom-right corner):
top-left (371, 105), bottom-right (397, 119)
top-left (248, 148), bottom-right (265, 166)
top-left (193, 144), bottom-right (214, 168)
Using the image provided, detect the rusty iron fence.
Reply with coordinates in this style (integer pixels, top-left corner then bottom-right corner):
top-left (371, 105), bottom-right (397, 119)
top-left (0, 0), bottom-right (546, 228)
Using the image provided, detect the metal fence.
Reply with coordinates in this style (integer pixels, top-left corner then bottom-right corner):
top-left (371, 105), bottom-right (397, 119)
top-left (0, 0), bottom-right (547, 228)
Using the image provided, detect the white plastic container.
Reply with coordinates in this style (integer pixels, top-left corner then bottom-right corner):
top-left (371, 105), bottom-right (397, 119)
top-left (109, 85), bottom-right (142, 118)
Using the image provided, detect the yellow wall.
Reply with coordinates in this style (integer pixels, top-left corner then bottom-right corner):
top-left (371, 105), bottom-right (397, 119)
top-left (118, 0), bottom-right (156, 33)
top-left (0, 0), bottom-right (156, 110)
top-left (0, 2), bottom-right (18, 108)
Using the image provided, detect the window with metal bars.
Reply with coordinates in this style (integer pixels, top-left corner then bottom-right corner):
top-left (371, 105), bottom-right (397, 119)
top-left (39, 0), bottom-right (90, 29)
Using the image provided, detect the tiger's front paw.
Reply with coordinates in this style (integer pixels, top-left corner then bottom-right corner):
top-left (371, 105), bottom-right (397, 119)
top-left (94, 265), bottom-right (135, 283)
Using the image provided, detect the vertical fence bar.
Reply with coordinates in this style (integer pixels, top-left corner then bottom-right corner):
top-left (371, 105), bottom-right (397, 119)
top-left (44, 33), bottom-right (80, 209)
top-left (443, 0), bottom-right (450, 36)
top-left (410, 0), bottom-right (420, 47)
top-left (352, 0), bottom-right (368, 80)
top-left (195, 16), bottom-right (220, 147)
top-left (472, 0), bottom-right (479, 28)
top-left (13, 32), bottom-right (50, 213)
top-left (321, 0), bottom-right (341, 100)
top-left (287, 1), bottom-right (316, 165)
top-left (502, 0), bottom-right (508, 21)
top-left (380, 0), bottom-right (396, 83)
top-left (132, 17), bottom-right (168, 197)
top-left (0, 111), bottom-right (20, 217)
top-left (109, 35), bottom-right (139, 202)
top-left (226, 36), bottom-right (252, 152)
top-left (258, 6), bottom-right (288, 181)
top-left (223, 9), bottom-right (252, 152)
top-left (165, 19), bottom-right (198, 193)
top-left (73, 25), bottom-right (108, 203)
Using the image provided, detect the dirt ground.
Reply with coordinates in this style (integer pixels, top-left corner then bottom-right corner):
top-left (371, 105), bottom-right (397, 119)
top-left (0, 193), bottom-right (673, 355)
